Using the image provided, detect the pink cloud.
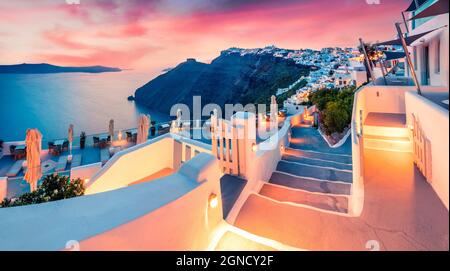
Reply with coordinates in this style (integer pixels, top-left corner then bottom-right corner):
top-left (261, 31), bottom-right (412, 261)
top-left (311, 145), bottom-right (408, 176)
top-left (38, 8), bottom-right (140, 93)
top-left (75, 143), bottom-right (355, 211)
top-left (37, 46), bottom-right (156, 68)
top-left (42, 27), bottom-right (90, 50)
top-left (97, 22), bottom-right (148, 38)
top-left (1, 0), bottom-right (411, 70)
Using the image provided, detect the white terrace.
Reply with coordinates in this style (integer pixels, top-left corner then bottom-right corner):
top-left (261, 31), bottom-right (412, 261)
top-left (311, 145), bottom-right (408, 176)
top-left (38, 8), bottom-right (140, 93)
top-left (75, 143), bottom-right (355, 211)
top-left (0, 95), bottom-right (448, 250)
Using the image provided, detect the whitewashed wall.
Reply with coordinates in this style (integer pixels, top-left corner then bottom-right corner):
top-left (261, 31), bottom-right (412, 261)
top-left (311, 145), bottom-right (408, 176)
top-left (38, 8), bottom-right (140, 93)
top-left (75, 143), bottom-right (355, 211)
top-left (405, 91), bottom-right (449, 209)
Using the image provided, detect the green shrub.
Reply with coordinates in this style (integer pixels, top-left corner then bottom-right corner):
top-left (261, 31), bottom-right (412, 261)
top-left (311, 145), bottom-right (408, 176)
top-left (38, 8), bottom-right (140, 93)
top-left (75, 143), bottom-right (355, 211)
top-left (0, 174), bottom-right (85, 208)
top-left (309, 88), bottom-right (339, 111)
top-left (309, 86), bottom-right (355, 135)
top-left (321, 101), bottom-right (350, 135)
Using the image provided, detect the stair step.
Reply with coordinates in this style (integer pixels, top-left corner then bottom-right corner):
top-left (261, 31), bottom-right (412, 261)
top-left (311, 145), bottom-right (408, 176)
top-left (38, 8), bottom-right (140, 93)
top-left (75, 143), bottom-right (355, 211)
top-left (259, 183), bottom-right (348, 213)
top-left (214, 230), bottom-right (278, 251)
top-left (363, 135), bottom-right (412, 153)
top-left (363, 125), bottom-right (410, 138)
top-left (364, 112), bottom-right (406, 127)
top-left (269, 171), bottom-right (351, 195)
top-left (282, 154), bottom-right (352, 171)
top-left (234, 194), bottom-right (370, 250)
top-left (363, 113), bottom-right (409, 138)
top-left (277, 160), bottom-right (353, 183)
top-left (285, 148), bottom-right (352, 164)
top-left (296, 124), bottom-right (312, 128)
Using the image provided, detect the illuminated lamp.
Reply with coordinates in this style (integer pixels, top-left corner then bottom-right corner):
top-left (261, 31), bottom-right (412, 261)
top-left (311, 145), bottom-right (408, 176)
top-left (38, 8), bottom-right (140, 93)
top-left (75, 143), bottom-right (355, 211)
top-left (209, 193), bottom-right (218, 208)
top-left (251, 143), bottom-right (257, 152)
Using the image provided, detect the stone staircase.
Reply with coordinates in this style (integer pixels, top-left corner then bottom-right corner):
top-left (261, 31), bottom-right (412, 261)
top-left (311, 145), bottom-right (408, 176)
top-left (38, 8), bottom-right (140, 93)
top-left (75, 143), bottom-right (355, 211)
top-left (259, 147), bottom-right (353, 214)
top-left (225, 123), bottom-right (354, 250)
top-left (362, 112), bottom-right (412, 153)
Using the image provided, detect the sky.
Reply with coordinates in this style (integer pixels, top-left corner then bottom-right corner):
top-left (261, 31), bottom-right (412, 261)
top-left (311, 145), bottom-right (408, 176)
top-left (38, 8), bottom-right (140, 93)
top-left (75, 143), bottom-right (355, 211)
top-left (0, 0), bottom-right (410, 74)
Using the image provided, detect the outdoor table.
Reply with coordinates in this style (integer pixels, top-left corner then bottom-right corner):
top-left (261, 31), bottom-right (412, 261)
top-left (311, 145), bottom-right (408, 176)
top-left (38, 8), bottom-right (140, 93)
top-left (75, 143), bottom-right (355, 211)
top-left (15, 145), bottom-right (26, 151)
top-left (13, 144), bottom-right (26, 160)
top-left (54, 140), bottom-right (65, 147)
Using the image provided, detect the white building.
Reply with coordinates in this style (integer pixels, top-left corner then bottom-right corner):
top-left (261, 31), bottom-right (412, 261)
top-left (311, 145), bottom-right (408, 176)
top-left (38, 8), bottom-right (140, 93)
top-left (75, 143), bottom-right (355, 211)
top-left (334, 72), bottom-right (353, 89)
top-left (407, 1), bottom-right (449, 87)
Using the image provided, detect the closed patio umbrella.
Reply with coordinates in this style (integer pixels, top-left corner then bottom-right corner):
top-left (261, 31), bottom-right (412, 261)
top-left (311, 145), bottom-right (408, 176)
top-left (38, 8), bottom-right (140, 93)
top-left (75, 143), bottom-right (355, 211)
top-left (68, 124), bottom-right (74, 155)
top-left (137, 115), bottom-right (150, 144)
top-left (24, 129), bottom-right (42, 192)
top-left (270, 95), bottom-right (278, 121)
top-left (109, 119), bottom-right (115, 141)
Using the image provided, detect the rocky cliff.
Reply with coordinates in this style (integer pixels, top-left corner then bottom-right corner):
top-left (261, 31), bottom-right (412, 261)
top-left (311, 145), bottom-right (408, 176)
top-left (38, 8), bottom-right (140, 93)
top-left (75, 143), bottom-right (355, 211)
top-left (135, 48), bottom-right (311, 114)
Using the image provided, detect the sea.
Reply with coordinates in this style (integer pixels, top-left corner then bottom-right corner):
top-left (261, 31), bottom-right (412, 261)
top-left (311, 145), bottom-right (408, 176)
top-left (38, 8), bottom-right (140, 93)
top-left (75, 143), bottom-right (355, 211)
top-left (0, 71), bottom-right (171, 142)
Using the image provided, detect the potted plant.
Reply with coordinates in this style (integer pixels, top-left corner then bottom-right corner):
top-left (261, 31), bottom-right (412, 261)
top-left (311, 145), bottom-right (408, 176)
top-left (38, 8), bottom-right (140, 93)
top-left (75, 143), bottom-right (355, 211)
top-left (80, 132), bottom-right (86, 149)
top-left (150, 121), bottom-right (156, 136)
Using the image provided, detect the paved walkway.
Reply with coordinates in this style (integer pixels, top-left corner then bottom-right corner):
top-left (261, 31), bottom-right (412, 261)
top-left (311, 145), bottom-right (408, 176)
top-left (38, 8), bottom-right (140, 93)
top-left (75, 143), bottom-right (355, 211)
top-left (233, 124), bottom-right (448, 250)
top-left (234, 148), bottom-right (449, 250)
top-left (289, 126), bottom-right (352, 155)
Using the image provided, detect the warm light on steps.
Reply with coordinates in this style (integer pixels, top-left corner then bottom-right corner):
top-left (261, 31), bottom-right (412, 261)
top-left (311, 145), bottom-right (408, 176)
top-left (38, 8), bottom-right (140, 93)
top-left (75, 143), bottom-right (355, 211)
top-left (363, 125), bottom-right (410, 138)
top-left (209, 221), bottom-right (304, 251)
top-left (363, 134), bottom-right (412, 153)
top-left (259, 182), bottom-right (349, 214)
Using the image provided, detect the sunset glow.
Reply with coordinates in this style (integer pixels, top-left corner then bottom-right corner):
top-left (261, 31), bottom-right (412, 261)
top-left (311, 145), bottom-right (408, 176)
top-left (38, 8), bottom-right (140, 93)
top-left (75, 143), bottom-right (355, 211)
top-left (0, 0), bottom-right (408, 74)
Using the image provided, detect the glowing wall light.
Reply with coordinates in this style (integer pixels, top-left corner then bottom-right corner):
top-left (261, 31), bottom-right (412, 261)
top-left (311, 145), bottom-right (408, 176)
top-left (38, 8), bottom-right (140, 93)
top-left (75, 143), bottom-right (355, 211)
top-left (209, 193), bottom-right (218, 208)
top-left (251, 143), bottom-right (257, 152)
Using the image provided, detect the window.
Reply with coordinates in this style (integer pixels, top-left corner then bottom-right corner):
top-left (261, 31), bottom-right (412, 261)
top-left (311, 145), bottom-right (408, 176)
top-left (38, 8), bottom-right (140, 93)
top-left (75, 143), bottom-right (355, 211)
top-left (435, 40), bottom-right (440, 74)
top-left (413, 47), bottom-right (418, 70)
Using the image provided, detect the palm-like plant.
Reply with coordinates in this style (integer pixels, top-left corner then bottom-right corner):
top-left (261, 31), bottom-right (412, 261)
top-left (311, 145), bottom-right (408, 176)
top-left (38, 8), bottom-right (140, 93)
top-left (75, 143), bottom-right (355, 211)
top-left (358, 42), bottom-right (378, 82)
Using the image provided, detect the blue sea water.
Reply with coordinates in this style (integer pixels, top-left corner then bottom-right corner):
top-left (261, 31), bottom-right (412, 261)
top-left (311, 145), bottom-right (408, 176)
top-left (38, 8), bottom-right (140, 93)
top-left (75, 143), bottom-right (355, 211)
top-left (0, 71), bottom-right (170, 142)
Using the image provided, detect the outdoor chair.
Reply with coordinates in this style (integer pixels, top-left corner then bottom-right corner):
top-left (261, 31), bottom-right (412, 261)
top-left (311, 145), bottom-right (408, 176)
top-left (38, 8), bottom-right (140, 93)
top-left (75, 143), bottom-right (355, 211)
top-left (99, 138), bottom-right (108, 149)
top-left (48, 142), bottom-right (56, 155)
top-left (126, 131), bottom-right (132, 142)
top-left (54, 145), bottom-right (62, 156)
top-left (14, 149), bottom-right (26, 161)
top-left (9, 145), bottom-right (16, 154)
top-left (62, 140), bottom-right (69, 152)
top-left (93, 136), bottom-right (100, 147)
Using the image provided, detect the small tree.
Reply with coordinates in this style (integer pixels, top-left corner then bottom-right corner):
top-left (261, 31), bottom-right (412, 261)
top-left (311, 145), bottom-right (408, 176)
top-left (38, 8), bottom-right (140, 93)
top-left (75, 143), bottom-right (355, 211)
top-left (322, 101), bottom-right (350, 135)
top-left (0, 174), bottom-right (85, 208)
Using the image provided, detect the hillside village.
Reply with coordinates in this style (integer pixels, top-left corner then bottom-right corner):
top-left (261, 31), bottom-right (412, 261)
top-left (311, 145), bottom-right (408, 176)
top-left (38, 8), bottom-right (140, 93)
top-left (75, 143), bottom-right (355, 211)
top-left (223, 45), bottom-right (369, 114)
